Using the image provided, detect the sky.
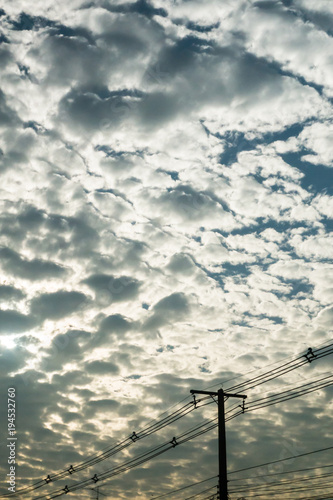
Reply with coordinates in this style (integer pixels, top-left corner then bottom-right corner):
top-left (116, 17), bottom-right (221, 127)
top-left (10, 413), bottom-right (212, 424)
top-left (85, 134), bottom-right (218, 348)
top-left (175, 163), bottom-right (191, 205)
top-left (0, 0), bottom-right (333, 499)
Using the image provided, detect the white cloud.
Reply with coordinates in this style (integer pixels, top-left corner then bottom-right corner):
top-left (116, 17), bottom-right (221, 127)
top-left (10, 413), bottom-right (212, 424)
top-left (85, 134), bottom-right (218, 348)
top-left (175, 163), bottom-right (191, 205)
top-left (300, 121), bottom-right (333, 166)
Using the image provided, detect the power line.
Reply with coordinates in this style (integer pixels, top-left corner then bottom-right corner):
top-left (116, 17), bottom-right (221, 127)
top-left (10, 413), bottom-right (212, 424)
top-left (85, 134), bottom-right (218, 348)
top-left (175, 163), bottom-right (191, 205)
top-left (229, 445), bottom-right (333, 475)
top-left (229, 471), bottom-right (333, 494)
top-left (228, 462), bottom-right (333, 482)
top-left (204, 341), bottom-right (333, 393)
top-left (184, 485), bottom-right (217, 500)
top-left (226, 344), bottom-right (333, 394)
top-left (230, 480), bottom-right (333, 498)
top-left (149, 475), bottom-right (218, 500)
top-left (10, 371), bottom-right (332, 499)
top-left (1, 396), bottom-right (213, 498)
top-left (2, 342), bottom-right (332, 499)
top-left (292, 493), bottom-right (333, 500)
top-left (41, 370), bottom-right (333, 500)
top-left (245, 372), bottom-right (333, 412)
top-left (26, 417), bottom-right (222, 499)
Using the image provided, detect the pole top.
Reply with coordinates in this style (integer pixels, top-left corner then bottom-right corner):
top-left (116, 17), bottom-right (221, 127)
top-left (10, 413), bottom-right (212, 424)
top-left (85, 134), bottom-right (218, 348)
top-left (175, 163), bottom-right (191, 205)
top-left (190, 389), bottom-right (247, 399)
top-left (190, 389), bottom-right (218, 396)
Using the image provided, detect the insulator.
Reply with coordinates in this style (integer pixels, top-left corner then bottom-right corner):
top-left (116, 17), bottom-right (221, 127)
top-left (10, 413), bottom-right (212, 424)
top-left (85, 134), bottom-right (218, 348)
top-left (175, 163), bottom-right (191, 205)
top-left (130, 431), bottom-right (139, 442)
top-left (170, 437), bottom-right (178, 448)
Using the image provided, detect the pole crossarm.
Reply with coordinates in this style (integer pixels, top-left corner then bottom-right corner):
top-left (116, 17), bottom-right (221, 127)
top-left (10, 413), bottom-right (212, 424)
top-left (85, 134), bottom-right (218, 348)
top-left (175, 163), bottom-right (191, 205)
top-left (190, 390), bottom-right (247, 399)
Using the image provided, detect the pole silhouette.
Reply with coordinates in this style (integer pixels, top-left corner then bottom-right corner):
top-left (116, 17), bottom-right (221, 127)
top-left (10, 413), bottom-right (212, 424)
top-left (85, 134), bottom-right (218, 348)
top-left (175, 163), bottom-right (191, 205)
top-left (190, 389), bottom-right (247, 500)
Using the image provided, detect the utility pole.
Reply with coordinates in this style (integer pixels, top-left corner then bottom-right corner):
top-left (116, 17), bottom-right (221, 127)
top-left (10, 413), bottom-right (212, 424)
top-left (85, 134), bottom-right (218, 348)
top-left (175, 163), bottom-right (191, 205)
top-left (190, 389), bottom-right (247, 500)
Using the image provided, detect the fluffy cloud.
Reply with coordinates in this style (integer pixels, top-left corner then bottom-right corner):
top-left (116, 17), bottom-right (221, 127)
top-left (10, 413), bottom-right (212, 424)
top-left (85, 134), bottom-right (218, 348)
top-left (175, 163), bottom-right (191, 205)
top-left (0, 309), bottom-right (35, 334)
top-left (0, 0), bottom-right (332, 498)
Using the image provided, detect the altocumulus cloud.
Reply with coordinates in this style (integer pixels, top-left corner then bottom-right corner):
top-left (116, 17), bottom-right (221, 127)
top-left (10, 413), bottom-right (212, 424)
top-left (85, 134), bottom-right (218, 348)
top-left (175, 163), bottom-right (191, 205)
top-left (0, 0), bottom-right (332, 499)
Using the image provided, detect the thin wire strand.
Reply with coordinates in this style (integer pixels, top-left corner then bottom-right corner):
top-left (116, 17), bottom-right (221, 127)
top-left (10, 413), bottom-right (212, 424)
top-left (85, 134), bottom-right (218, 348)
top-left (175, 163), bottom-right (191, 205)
top-left (150, 475), bottom-right (218, 500)
top-left (229, 445), bottom-right (333, 475)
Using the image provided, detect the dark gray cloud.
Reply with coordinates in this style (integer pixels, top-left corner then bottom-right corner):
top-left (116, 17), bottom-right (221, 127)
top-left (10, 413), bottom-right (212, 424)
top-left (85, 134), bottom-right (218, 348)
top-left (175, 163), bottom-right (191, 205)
top-left (0, 284), bottom-right (25, 301)
top-left (99, 0), bottom-right (168, 19)
top-left (153, 292), bottom-right (190, 314)
top-left (148, 35), bottom-right (212, 78)
top-left (92, 314), bottom-right (134, 347)
top-left (158, 184), bottom-right (224, 221)
top-left (0, 89), bottom-right (19, 129)
top-left (30, 290), bottom-right (88, 320)
top-left (16, 205), bottom-right (47, 230)
top-left (137, 91), bottom-right (182, 126)
top-left (0, 205), bottom-right (101, 258)
top-left (58, 88), bottom-right (133, 132)
top-left (0, 247), bottom-right (66, 280)
top-left (85, 398), bottom-right (120, 418)
top-left (85, 359), bottom-right (120, 375)
top-left (99, 314), bottom-right (133, 333)
top-left (0, 309), bottom-right (35, 334)
top-left (144, 292), bottom-right (190, 331)
top-left (297, 6), bottom-right (333, 36)
top-left (166, 253), bottom-right (195, 274)
top-left (83, 274), bottom-right (141, 303)
top-left (40, 330), bottom-right (91, 372)
top-left (0, 46), bottom-right (12, 67)
top-left (42, 35), bottom-right (107, 87)
top-left (0, 345), bottom-right (28, 374)
top-left (9, 12), bottom-right (52, 31)
top-left (51, 370), bottom-right (92, 389)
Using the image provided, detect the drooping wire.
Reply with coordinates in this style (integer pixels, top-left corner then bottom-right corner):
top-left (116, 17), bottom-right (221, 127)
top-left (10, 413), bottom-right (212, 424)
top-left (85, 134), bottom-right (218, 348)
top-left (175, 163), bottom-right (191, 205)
top-left (1, 397), bottom-right (213, 497)
top-left (291, 492), bottom-right (333, 500)
top-left (229, 479), bottom-right (333, 498)
top-left (29, 417), bottom-right (224, 500)
top-left (245, 373), bottom-right (333, 412)
top-left (229, 445), bottom-right (333, 475)
top-left (3, 341), bottom-right (332, 499)
top-left (226, 343), bottom-right (333, 394)
top-left (33, 348), bottom-right (333, 497)
top-left (149, 475), bottom-right (218, 500)
top-left (228, 462), bottom-right (333, 482)
top-left (204, 339), bottom-right (333, 393)
top-left (184, 485), bottom-right (217, 500)
top-left (229, 471), bottom-right (333, 494)
top-left (13, 385), bottom-right (330, 498)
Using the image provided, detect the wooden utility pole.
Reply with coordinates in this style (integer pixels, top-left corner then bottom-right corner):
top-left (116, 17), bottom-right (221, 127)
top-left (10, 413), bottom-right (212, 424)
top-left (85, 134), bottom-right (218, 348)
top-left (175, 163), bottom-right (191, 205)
top-left (190, 389), bottom-right (247, 500)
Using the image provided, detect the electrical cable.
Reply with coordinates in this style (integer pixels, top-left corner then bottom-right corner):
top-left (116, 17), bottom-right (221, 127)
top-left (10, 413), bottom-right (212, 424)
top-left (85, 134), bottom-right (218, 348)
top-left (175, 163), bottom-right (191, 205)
top-left (229, 471), bottom-right (333, 494)
top-left (226, 343), bottom-right (333, 394)
top-left (22, 379), bottom-right (333, 499)
top-left (25, 417), bottom-right (224, 499)
top-left (245, 375), bottom-right (333, 412)
top-left (228, 462), bottom-right (333, 482)
top-left (184, 485), bottom-right (217, 500)
top-left (204, 340), bottom-right (333, 393)
top-left (149, 475), bottom-right (218, 500)
top-left (2, 397), bottom-right (212, 497)
top-left (3, 342), bottom-right (332, 499)
top-left (229, 479), bottom-right (333, 498)
top-left (36, 371), bottom-right (331, 499)
top-left (229, 445), bottom-right (333, 475)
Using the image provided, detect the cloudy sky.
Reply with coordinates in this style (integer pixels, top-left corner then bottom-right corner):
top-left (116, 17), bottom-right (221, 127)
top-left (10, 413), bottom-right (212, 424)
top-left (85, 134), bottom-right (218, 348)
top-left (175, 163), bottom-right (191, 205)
top-left (0, 0), bottom-right (333, 498)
